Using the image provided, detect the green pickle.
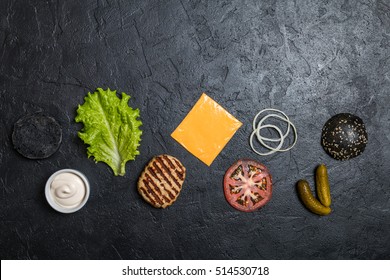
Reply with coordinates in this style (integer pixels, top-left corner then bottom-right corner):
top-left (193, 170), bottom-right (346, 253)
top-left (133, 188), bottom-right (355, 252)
top-left (297, 180), bottom-right (331, 216)
top-left (316, 164), bottom-right (331, 207)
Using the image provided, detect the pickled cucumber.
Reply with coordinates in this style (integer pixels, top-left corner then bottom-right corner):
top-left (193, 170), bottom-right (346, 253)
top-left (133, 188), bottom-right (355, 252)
top-left (297, 180), bottom-right (331, 216)
top-left (316, 164), bottom-right (331, 207)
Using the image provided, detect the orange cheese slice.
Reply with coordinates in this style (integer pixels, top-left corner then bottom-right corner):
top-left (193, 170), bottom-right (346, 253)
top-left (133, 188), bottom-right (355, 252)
top-left (171, 93), bottom-right (242, 166)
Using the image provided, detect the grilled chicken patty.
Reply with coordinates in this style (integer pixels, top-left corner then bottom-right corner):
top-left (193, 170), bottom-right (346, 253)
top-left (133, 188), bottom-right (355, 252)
top-left (138, 155), bottom-right (186, 208)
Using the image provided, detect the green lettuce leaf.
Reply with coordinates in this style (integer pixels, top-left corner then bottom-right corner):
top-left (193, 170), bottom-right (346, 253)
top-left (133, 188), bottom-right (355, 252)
top-left (75, 88), bottom-right (142, 176)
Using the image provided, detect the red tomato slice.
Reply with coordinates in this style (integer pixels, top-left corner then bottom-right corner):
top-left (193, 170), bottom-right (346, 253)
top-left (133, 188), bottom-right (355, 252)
top-left (223, 159), bottom-right (272, 212)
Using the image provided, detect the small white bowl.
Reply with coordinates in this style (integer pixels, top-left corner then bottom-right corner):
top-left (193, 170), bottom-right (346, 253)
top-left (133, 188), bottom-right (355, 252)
top-left (45, 169), bottom-right (90, 213)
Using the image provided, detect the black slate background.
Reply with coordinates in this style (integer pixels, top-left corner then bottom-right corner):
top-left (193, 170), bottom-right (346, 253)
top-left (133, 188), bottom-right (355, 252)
top-left (1, 0), bottom-right (390, 260)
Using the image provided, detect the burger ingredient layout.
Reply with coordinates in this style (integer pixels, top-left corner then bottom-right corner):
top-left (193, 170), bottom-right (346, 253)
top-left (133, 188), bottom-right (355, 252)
top-left (75, 88), bottom-right (142, 176)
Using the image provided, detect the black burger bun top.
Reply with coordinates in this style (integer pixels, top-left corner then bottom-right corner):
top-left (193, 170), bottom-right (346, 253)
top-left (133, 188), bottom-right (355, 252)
top-left (321, 113), bottom-right (368, 161)
top-left (12, 113), bottom-right (62, 159)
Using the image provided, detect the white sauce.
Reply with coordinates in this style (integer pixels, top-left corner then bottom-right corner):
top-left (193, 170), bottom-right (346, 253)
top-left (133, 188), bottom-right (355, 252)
top-left (50, 172), bottom-right (86, 208)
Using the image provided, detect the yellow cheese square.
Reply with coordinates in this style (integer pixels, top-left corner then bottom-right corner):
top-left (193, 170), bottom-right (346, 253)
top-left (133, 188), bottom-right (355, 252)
top-left (171, 93), bottom-right (242, 166)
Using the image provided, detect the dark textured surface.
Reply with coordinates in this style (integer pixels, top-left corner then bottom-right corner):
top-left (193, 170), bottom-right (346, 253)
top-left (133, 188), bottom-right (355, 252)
top-left (1, 0), bottom-right (390, 260)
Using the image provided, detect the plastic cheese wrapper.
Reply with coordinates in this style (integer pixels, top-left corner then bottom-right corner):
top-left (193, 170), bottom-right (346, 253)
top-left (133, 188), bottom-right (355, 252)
top-left (171, 93), bottom-right (242, 166)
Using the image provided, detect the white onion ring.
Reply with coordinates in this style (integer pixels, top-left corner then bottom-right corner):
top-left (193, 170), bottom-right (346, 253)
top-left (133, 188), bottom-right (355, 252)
top-left (250, 124), bottom-right (284, 156)
top-left (256, 113), bottom-right (291, 142)
top-left (250, 109), bottom-right (298, 155)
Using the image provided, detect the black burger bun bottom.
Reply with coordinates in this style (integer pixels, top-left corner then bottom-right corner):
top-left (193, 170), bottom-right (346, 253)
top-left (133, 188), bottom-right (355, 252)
top-left (12, 113), bottom-right (62, 159)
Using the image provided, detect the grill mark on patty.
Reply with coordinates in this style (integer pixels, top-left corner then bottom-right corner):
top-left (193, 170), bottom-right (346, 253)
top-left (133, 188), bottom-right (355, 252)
top-left (141, 179), bottom-right (163, 206)
top-left (146, 157), bottom-right (178, 198)
top-left (145, 172), bottom-right (175, 200)
top-left (138, 155), bottom-right (186, 208)
top-left (156, 156), bottom-right (181, 190)
top-left (145, 173), bottom-right (173, 201)
top-left (173, 158), bottom-right (185, 177)
top-left (150, 159), bottom-right (179, 196)
top-left (152, 162), bottom-right (172, 186)
top-left (175, 170), bottom-right (184, 182)
top-left (163, 155), bottom-right (176, 169)
top-left (152, 161), bottom-right (180, 195)
top-left (145, 173), bottom-right (162, 196)
top-left (147, 166), bottom-right (161, 182)
top-left (138, 186), bottom-right (157, 206)
top-left (164, 155), bottom-right (185, 181)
